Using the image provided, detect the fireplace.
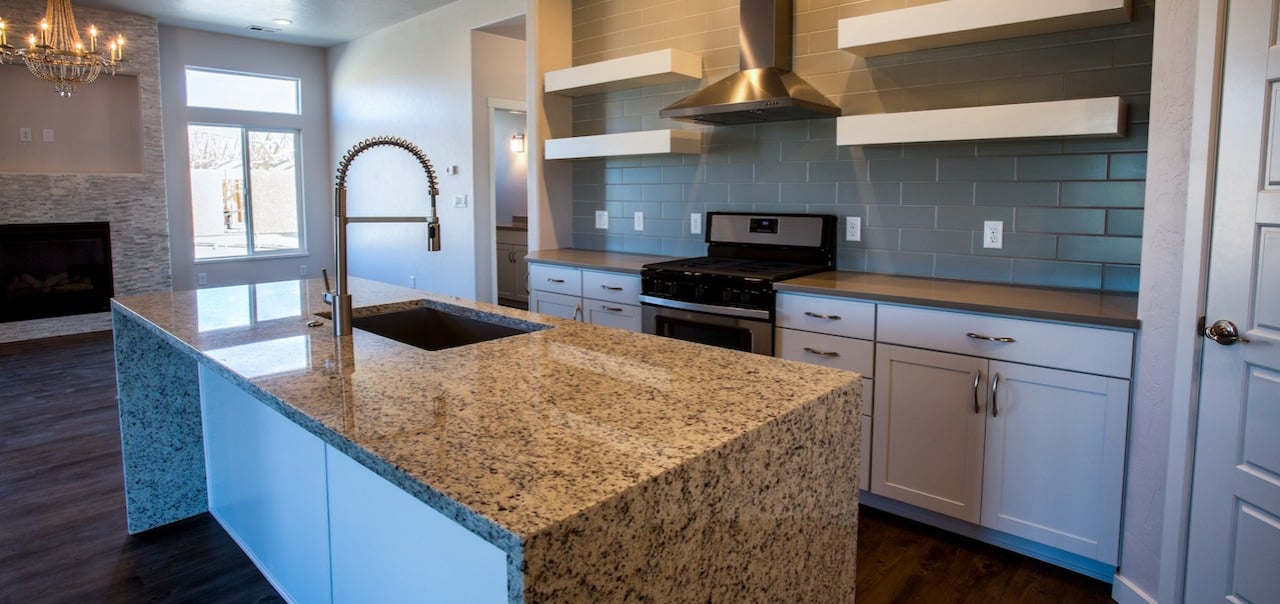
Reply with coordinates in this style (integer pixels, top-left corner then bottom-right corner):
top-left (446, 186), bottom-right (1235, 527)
top-left (1, 222), bottom-right (115, 323)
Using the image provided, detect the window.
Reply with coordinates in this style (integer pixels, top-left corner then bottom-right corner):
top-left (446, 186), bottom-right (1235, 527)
top-left (185, 68), bottom-right (300, 114)
top-left (185, 67), bottom-right (305, 261)
top-left (188, 125), bottom-right (302, 259)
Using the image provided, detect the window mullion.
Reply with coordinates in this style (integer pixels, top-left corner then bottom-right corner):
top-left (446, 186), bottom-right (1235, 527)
top-left (240, 127), bottom-right (256, 256)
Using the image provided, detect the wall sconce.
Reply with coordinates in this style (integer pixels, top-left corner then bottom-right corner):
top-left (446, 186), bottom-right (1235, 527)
top-left (510, 133), bottom-right (525, 154)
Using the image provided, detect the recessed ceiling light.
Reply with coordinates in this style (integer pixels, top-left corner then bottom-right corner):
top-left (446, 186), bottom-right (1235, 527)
top-left (272, 18), bottom-right (292, 26)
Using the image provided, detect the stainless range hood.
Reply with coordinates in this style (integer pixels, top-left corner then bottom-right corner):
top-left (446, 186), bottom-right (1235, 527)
top-left (659, 0), bottom-right (841, 126)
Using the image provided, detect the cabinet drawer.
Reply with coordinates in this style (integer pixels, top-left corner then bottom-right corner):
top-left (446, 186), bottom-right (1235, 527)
top-left (877, 304), bottom-right (1133, 378)
top-left (776, 293), bottom-right (876, 340)
top-left (585, 301), bottom-right (641, 332)
top-left (529, 264), bottom-right (581, 296)
top-left (529, 291), bottom-right (580, 320)
top-left (776, 327), bottom-right (875, 377)
top-left (582, 270), bottom-right (641, 305)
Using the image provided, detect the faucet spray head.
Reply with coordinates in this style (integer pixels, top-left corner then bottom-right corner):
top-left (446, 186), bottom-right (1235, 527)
top-left (427, 215), bottom-right (441, 251)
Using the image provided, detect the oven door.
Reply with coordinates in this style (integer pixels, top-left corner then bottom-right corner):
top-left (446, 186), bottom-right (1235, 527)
top-left (640, 296), bottom-right (773, 355)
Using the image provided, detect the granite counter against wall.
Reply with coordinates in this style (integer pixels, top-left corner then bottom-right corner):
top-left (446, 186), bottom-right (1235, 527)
top-left (113, 277), bottom-right (862, 602)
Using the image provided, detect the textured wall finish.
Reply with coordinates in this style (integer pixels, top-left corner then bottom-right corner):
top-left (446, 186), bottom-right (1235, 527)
top-left (0, 2), bottom-right (169, 343)
top-left (567, 0), bottom-right (1153, 293)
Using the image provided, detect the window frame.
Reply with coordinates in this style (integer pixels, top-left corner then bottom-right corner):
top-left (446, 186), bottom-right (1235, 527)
top-left (188, 122), bottom-right (307, 263)
top-left (184, 66), bottom-right (302, 115)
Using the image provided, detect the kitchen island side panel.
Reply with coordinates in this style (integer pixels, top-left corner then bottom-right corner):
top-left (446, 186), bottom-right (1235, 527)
top-left (523, 382), bottom-right (861, 603)
top-left (113, 309), bottom-right (208, 534)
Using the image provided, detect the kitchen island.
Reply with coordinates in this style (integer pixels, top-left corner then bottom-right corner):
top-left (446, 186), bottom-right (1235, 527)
top-left (112, 277), bottom-right (861, 602)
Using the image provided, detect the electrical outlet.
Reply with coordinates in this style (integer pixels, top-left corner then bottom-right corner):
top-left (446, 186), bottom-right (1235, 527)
top-left (197, 272), bottom-right (208, 286)
top-left (453, 194), bottom-right (467, 208)
top-left (983, 220), bottom-right (1004, 249)
top-left (690, 213), bottom-right (702, 235)
top-left (19, 128), bottom-right (32, 142)
top-left (299, 264), bottom-right (307, 276)
top-left (845, 216), bottom-right (861, 242)
top-left (633, 211), bottom-right (644, 231)
top-left (595, 210), bottom-right (608, 229)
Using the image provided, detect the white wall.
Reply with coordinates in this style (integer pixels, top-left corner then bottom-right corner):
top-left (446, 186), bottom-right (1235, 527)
top-left (492, 109), bottom-right (529, 226)
top-left (472, 30), bottom-right (527, 304)
top-left (328, 0), bottom-right (525, 300)
top-left (159, 26), bottom-right (332, 291)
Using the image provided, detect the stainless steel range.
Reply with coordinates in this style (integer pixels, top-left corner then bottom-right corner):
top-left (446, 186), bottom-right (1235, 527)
top-left (640, 212), bottom-right (836, 355)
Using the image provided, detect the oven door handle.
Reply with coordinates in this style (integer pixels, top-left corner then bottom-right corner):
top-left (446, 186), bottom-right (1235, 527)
top-left (639, 295), bottom-right (771, 321)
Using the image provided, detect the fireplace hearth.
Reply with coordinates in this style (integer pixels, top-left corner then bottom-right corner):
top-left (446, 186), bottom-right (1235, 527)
top-left (1, 222), bottom-right (115, 323)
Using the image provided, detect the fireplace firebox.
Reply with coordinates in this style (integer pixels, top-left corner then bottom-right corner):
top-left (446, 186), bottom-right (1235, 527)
top-left (1, 222), bottom-right (115, 323)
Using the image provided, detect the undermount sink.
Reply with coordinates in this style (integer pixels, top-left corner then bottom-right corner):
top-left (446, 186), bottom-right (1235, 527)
top-left (348, 304), bottom-right (548, 351)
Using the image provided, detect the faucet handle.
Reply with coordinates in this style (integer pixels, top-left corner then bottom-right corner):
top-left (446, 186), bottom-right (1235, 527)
top-left (321, 268), bottom-right (335, 305)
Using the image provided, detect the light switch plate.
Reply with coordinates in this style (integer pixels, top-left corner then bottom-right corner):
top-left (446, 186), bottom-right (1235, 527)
top-left (983, 220), bottom-right (1004, 249)
top-left (690, 213), bottom-right (702, 235)
top-left (633, 211), bottom-right (644, 231)
top-left (845, 216), bottom-right (861, 242)
top-left (453, 194), bottom-right (467, 208)
top-left (595, 210), bottom-right (608, 229)
top-left (19, 128), bottom-right (32, 142)
top-left (42, 128), bottom-right (54, 143)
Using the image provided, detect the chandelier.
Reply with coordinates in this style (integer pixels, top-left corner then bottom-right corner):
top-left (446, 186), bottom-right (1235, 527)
top-left (0, 0), bottom-right (125, 97)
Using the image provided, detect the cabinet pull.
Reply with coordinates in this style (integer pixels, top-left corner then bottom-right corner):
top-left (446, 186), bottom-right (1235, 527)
top-left (803, 347), bottom-right (840, 357)
top-left (966, 332), bottom-right (1016, 343)
top-left (600, 285), bottom-right (624, 291)
top-left (972, 371), bottom-right (981, 414)
top-left (804, 311), bottom-right (842, 320)
top-left (572, 304), bottom-right (582, 321)
top-left (990, 372), bottom-right (1001, 418)
top-left (547, 278), bottom-right (566, 284)
top-left (601, 305), bottom-right (623, 312)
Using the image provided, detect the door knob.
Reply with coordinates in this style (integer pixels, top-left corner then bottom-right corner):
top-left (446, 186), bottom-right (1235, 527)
top-left (1204, 319), bottom-right (1250, 345)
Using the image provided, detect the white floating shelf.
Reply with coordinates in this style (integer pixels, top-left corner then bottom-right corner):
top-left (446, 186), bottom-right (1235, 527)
top-left (839, 0), bottom-right (1131, 57)
top-left (835, 97), bottom-right (1127, 146)
top-left (545, 49), bottom-right (702, 96)
top-left (545, 130), bottom-right (703, 160)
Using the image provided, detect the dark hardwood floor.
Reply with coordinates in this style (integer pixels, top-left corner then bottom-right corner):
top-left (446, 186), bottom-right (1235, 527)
top-left (1, 331), bottom-right (1113, 603)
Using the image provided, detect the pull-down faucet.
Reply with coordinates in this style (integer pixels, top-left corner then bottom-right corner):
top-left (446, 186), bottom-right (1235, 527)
top-left (324, 136), bottom-right (441, 336)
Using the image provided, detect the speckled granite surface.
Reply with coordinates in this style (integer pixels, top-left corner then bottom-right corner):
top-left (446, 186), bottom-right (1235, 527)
top-left (113, 277), bottom-right (861, 602)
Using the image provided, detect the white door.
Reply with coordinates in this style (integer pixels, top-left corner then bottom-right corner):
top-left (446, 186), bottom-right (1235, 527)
top-left (1184, 0), bottom-right (1280, 599)
top-left (983, 361), bottom-right (1129, 564)
top-left (872, 344), bottom-right (987, 523)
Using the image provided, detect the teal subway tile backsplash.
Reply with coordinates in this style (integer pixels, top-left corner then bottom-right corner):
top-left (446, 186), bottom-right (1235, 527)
top-left (568, 0), bottom-right (1153, 293)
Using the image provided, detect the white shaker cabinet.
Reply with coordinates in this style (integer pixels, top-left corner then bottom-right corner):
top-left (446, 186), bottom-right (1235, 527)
top-left (872, 304), bottom-right (1132, 566)
top-left (495, 229), bottom-right (529, 306)
top-left (527, 262), bottom-right (642, 331)
top-left (774, 292), bottom-right (876, 491)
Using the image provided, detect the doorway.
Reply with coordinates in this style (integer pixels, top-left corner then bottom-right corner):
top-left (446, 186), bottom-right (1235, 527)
top-left (490, 102), bottom-right (529, 309)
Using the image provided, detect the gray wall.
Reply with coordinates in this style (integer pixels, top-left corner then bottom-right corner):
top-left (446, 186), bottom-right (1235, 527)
top-left (567, 0), bottom-right (1153, 293)
top-left (494, 108), bottom-right (529, 225)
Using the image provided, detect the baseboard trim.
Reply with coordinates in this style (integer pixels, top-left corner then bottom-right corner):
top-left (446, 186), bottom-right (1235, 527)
top-left (1112, 573), bottom-right (1157, 604)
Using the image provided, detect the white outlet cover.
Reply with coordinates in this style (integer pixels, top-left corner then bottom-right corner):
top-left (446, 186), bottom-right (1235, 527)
top-left (633, 211), bottom-right (644, 231)
top-left (19, 128), bottom-right (32, 142)
top-left (595, 210), bottom-right (609, 229)
top-left (983, 220), bottom-right (1004, 249)
top-left (845, 216), bottom-right (861, 242)
top-left (690, 213), bottom-right (702, 235)
top-left (42, 128), bottom-right (54, 143)
top-left (453, 194), bottom-right (467, 208)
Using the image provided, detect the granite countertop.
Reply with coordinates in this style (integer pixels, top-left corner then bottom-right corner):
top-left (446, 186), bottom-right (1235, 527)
top-left (777, 271), bottom-right (1139, 329)
top-left (524, 249), bottom-right (673, 274)
top-left (111, 277), bottom-right (859, 543)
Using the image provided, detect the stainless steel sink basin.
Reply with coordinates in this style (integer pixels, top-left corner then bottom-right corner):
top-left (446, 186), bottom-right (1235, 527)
top-left (350, 304), bottom-right (547, 351)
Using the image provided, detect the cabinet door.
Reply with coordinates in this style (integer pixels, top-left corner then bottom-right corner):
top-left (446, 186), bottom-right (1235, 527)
top-left (584, 300), bottom-right (641, 331)
top-left (873, 343), bottom-right (987, 523)
top-left (982, 361), bottom-right (1129, 564)
top-left (529, 290), bottom-right (580, 320)
top-left (513, 244), bottom-right (529, 302)
top-left (495, 243), bottom-right (516, 300)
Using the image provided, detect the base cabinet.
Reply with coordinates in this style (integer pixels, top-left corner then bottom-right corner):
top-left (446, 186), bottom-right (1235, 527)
top-left (872, 343), bottom-right (1129, 565)
top-left (528, 262), bottom-right (643, 332)
top-left (200, 366), bottom-right (507, 603)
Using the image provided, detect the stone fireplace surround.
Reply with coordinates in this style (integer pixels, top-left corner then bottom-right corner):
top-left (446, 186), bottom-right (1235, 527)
top-left (0, 3), bottom-right (168, 344)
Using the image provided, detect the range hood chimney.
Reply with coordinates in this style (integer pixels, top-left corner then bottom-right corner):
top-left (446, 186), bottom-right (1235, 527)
top-left (659, 0), bottom-right (841, 125)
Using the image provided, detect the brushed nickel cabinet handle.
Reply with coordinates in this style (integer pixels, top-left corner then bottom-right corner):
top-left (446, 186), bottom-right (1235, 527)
top-left (600, 285), bottom-right (623, 291)
top-left (967, 332), bottom-right (1016, 343)
top-left (601, 305), bottom-right (623, 312)
top-left (547, 277), bottom-right (565, 283)
top-left (804, 311), bottom-right (842, 320)
top-left (572, 304), bottom-right (582, 321)
top-left (991, 372), bottom-right (1000, 418)
top-left (972, 371), bottom-right (981, 414)
top-left (803, 347), bottom-right (840, 357)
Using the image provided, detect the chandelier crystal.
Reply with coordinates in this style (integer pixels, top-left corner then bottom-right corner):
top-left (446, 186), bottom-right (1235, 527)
top-left (0, 0), bottom-right (125, 97)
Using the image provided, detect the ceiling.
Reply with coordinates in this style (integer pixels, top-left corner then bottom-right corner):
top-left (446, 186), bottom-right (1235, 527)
top-left (73, 0), bottom-right (459, 47)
